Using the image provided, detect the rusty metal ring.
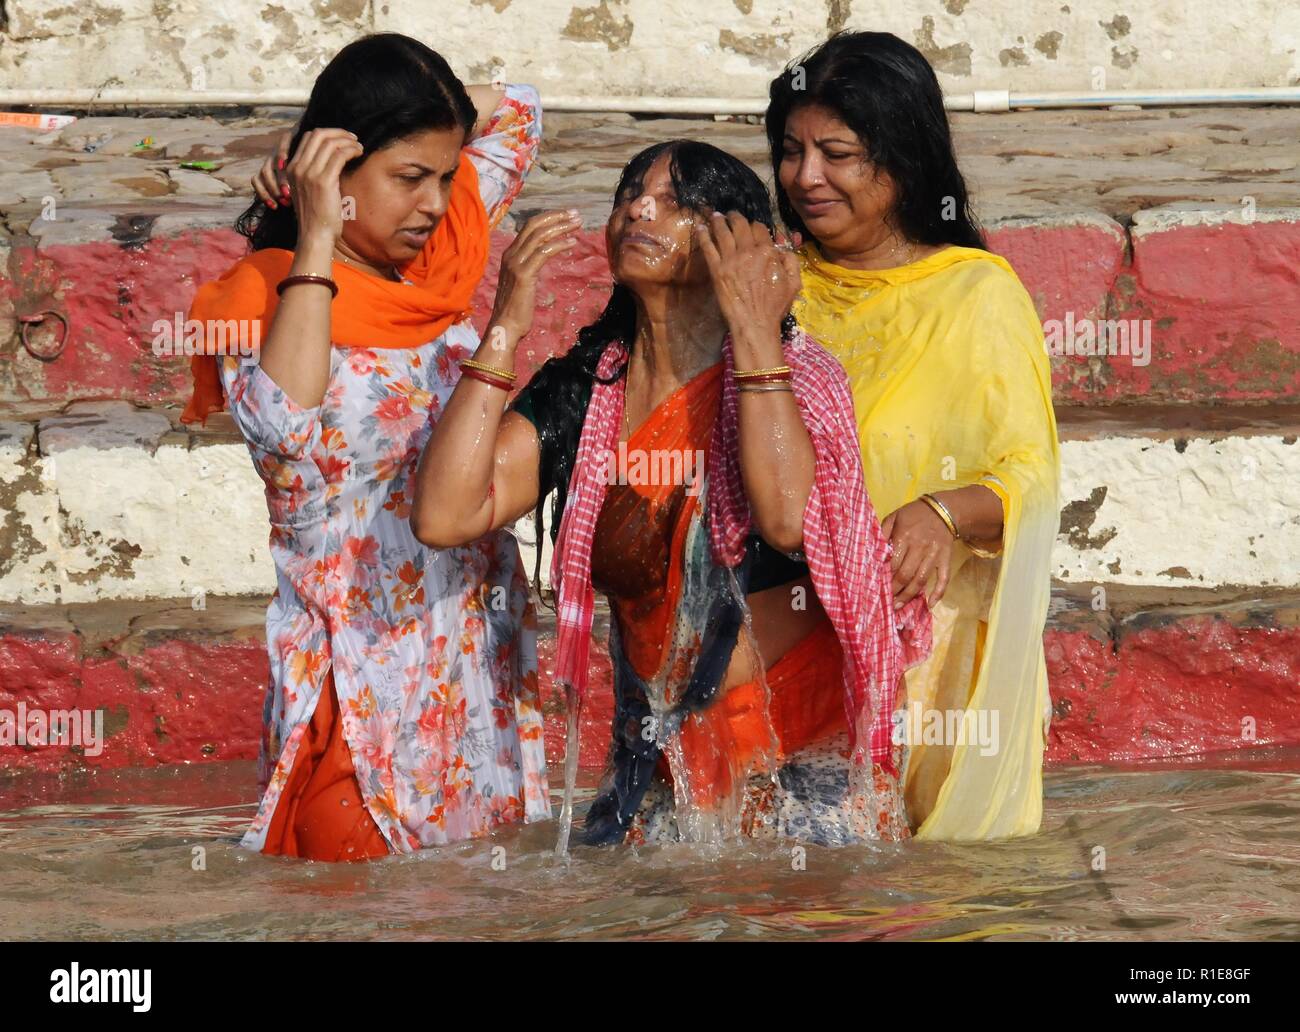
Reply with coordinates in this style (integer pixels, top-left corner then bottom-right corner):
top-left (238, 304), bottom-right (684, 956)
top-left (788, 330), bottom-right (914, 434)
top-left (19, 310), bottom-right (69, 362)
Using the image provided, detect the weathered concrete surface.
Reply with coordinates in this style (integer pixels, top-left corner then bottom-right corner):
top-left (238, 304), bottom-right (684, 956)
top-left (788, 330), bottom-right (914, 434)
top-left (1047, 584), bottom-right (1300, 764)
top-left (0, 402), bottom-right (1296, 604)
top-left (3, 586), bottom-right (1298, 775)
top-left (0, 596), bottom-right (269, 772)
top-left (1054, 405), bottom-right (1300, 588)
top-left (0, 401), bottom-right (270, 604)
top-left (2, 2), bottom-right (1299, 97)
top-left (0, 107), bottom-right (1298, 408)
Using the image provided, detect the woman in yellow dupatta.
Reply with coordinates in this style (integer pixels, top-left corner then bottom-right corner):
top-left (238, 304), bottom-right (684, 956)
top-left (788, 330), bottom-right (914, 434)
top-left (766, 31), bottom-right (1062, 839)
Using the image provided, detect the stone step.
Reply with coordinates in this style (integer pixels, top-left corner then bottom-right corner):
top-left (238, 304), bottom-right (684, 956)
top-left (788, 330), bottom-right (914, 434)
top-left (1, 106), bottom-right (1298, 408)
top-left (2, 585), bottom-right (1297, 775)
top-left (1, 400), bottom-right (1295, 607)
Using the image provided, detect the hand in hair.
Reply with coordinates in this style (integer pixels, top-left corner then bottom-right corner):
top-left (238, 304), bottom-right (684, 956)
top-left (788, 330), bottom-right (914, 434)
top-left (284, 128), bottom-right (365, 249)
top-left (695, 210), bottom-right (802, 342)
top-left (252, 131), bottom-right (293, 210)
top-left (697, 210), bottom-right (815, 555)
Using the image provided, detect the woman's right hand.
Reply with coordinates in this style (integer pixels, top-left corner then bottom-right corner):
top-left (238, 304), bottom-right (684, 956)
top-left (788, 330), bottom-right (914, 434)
top-left (489, 210), bottom-right (582, 339)
top-left (284, 128), bottom-right (364, 249)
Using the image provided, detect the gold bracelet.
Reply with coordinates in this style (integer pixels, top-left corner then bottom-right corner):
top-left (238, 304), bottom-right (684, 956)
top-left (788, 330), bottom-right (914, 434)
top-left (734, 364), bottom-right (792, 379)
top-left (460, 358), bottom-right (517, 382)
top-left (919, 493), bottom-right (959, 538)
top-left (738, 383), bottom-right (794, 393)
top-left (921, 492), bottom-right (1001, 557)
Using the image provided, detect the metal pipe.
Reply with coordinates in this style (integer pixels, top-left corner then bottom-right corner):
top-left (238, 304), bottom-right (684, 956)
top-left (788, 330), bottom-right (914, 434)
top-left (1, 86), bottom-right (1298, 114)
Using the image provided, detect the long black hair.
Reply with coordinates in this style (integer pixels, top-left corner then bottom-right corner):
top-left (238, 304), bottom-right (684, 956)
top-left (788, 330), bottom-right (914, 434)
top-left (522, 140), bottom-right (796, 590)
top-left (765, 31), bottom-right (985, 250)
top-left (236, 33), bottom-right (477, 251)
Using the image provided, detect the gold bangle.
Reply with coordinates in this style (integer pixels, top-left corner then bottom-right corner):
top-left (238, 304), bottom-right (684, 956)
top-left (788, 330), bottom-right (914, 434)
top-left (918, 493), bottom-right (959, 539)
top-left (460, 358), bottom-right (517, 382)
top-left (738, 383), bottom-right (794, 393)
top-left (734, 364), bottom-right (792, 379)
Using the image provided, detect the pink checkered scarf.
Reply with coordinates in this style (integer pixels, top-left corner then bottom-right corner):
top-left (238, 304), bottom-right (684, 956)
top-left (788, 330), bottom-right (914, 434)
top-left (550, 329), bottom-right (932, 773)
top-left (548, 339), bottom-right (632, 704)
top-left (708, 328), bottom-right (932, 770)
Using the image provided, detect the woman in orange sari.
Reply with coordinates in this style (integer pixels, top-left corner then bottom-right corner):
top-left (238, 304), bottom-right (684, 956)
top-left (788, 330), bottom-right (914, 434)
top-left (411, 140), bottom-right (930, 847)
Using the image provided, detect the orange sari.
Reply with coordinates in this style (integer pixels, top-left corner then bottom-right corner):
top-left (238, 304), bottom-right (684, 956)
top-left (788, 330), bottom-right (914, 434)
top-left (261, 668), bottom-right (391, 862)
top-left (589, 363), bottom-right (846, 813)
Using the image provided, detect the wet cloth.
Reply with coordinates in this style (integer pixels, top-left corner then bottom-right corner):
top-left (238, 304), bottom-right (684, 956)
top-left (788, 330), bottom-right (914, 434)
top-left (261, 667), bottom-right (392, 862)
top-left (523, 326), bottom-right (931, 843)
top-left (794, 243), bottom-right (1061, 840)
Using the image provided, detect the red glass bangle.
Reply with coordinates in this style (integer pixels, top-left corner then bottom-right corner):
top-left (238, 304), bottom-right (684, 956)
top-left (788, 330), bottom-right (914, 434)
top-left (733, 371), bottom-right (793, 385)
top-left (276, 274), bottom-right (339, 298)
top-left (459, 365), bottom-right (513, 391)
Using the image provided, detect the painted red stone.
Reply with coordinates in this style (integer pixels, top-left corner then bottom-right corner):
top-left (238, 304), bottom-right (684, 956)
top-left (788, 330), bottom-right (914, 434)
top-left (987, 220), bottom-right (1126, 328)
top-left (0, 628), bottom-right (265, 772)
top-left (5, 611), bottom-right (1300, 775)
top-left (5, 228), bottom-right (248, 404)
top-left (1105, 219), bottom-right (1300, 402)
top-left (4, 217), bottom-right (1297, 407)
top-left (1045, 616), bottom-right (1300, 763)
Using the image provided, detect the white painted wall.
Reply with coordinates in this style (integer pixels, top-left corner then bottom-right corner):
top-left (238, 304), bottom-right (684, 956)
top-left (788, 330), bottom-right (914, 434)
top-left (2, 1), bottom-right (1297, 98)
top-left (0, 430), bottom-right (1295, 605)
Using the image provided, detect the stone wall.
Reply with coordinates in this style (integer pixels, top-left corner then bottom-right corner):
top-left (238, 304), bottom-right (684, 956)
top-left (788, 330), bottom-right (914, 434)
top-left (2, 1), bottom-right (1298, 99)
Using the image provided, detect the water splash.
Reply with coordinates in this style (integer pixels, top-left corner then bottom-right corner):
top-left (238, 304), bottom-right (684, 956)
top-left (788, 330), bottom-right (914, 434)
top-left (657, 564), bottom-right (780, 845)
top-left (553, 684), bottom-right (582, 857)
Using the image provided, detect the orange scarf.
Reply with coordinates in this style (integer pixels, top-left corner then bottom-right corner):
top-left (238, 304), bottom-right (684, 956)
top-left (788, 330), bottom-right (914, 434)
top-left (181, 156), bottom-right (490, 426)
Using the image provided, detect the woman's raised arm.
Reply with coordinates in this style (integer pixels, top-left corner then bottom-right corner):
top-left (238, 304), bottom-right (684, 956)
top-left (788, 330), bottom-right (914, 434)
top-left (697, 211), bottom-right (816, 555)
top-left (464, 83), bottom-right (506, 138)
top-left (410, 208), bottom-right (581, 548)
top-left (256, 128), bottom-right (363, 409)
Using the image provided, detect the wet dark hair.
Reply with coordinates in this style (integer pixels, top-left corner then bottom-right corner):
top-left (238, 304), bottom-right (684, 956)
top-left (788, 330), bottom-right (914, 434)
top-left (236, 33), bottom-right (477, 251)
top-left (520, 140), bottom-right (796, 588)
top-left (765, 30), bottom-right (985, 250)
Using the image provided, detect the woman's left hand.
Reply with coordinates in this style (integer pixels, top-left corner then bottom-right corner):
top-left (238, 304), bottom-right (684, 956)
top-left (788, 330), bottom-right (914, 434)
top-left (252, 130), bottom-right (293, 210)
top-left (696, 210), bottom-right (801, 339)
top-left (881, 499), bottom-right (955, 609)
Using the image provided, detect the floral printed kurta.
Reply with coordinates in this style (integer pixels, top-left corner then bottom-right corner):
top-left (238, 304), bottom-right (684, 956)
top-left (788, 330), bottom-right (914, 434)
top-left (224, 84), bottom-right (550, 855)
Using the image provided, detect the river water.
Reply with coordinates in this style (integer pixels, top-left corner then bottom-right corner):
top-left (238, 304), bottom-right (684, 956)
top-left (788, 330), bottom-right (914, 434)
top-left (2, 749), bottom-right (1298, 941)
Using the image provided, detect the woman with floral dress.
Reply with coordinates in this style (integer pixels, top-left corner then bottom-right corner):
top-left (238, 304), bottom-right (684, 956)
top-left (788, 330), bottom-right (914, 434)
top-left (180, 34), bottom-right (562, 860)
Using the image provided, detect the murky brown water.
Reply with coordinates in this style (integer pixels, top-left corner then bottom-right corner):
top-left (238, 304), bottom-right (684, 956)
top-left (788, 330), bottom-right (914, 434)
top-left (2, 750), bottom-right (1298, 941)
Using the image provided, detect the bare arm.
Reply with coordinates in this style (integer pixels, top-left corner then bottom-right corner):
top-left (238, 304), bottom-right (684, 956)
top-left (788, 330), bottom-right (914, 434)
top-left (697, 211), bottom-right (814, 554)
top-left (411, 209), bottom-right (581, 548)
top-left (931, 483), bottom-right (1004, 549)
top-left (464, 83), bottom-right (507, 139)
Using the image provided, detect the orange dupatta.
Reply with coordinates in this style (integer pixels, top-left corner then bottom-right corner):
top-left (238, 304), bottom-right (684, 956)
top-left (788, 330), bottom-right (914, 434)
top-left (180, 156), bottom-right (490, 427)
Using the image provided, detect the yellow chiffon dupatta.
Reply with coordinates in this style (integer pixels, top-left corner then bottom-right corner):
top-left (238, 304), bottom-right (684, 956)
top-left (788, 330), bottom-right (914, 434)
top-left (794, 244), bottom-right (1061, 840)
